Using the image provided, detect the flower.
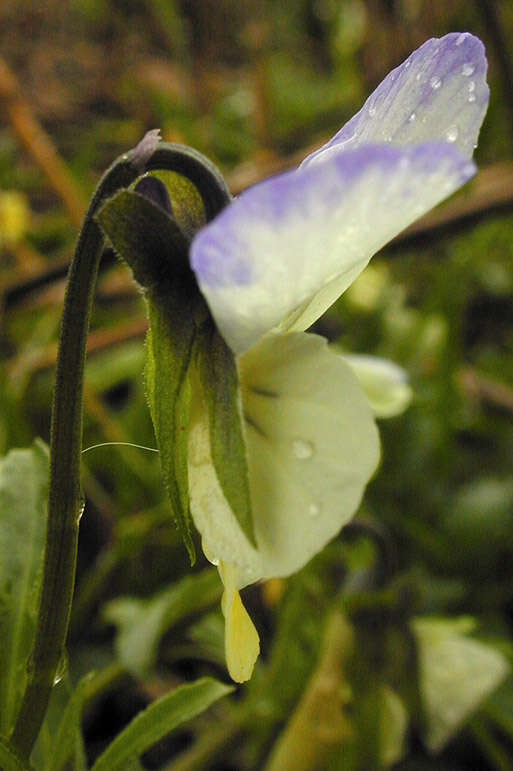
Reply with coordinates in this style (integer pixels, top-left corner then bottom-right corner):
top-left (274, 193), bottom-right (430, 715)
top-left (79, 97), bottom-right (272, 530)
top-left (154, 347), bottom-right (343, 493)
top-left (186, 33), bottom-right (489, 682)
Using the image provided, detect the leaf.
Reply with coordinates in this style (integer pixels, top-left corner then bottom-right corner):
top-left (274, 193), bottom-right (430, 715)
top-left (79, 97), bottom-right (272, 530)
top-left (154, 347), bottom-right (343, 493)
top-left (104, 569), bottom-right (222, 675)
top-left (90, 678), bottom-right (232, 771)
top-left (197, 322), bottom-right (255, 545)
top-left (41, 674), bottom-right (93, 771)
top-left (97, 189), bottom-right (208, 562)
top-left (412, 616), bottom-right (509, 752)
top-left (0, 440), bottom-right (49, 737)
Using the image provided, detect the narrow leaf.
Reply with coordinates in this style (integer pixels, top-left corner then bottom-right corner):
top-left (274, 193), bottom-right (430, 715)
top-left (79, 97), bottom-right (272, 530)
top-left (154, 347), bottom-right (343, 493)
top-left (91, 678), bottom-right (232, 771)
top-left (0, 440), bottom-right (49, 737)
top-left (197, 323), bottom-right (255, 545)
top-left (42, 674), bottom-right (93, 771)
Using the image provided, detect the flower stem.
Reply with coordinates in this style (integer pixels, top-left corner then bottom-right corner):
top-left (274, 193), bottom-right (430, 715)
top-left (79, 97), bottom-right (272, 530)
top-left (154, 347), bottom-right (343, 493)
top-left (9, 153), bottom-right (141, 760)
top-left (10, 137), bottom-right (230, 761)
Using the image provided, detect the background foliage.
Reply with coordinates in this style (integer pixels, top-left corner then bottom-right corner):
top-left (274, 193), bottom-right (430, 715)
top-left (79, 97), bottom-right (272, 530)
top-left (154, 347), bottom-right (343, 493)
top-left (1, 1), bottom-right (513, 768)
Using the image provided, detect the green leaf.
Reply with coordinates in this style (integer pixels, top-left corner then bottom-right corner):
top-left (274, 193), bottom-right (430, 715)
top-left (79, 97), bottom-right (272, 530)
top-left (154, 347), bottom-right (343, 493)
top-left (104, 569), bottom-right (222, 675)
top-left (197, 323), bottom-right (255, 546)
top-left (41, 674), bottom-right (93, 771)
top-left (412, 616), bottom-right (509, 752)
top-left (91, 678), bottom-right (232, 771)
top-left (0, 736), bottom-right (31, 771)
top-left (97, 188), bottom-right (209, 562)
top-left (0, 440), bottom-right (49, 737)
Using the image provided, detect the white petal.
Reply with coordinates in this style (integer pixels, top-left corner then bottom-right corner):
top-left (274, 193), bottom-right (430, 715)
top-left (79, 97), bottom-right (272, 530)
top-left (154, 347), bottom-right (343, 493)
top-left (188, 332), bottom-right (380, 587)
top-left (191, 142), bottom-right (474, 355)
top-left (303, 33), bottom-right (488, 166)
top-left (340, 353), bottom-right (412, 418)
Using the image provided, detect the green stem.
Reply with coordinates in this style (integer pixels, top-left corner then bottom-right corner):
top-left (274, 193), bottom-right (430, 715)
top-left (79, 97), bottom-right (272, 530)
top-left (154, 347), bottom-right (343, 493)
top-left (10, 154), bottom-right (140, 760)
top-left (9, 136), bottom-right (230, 762)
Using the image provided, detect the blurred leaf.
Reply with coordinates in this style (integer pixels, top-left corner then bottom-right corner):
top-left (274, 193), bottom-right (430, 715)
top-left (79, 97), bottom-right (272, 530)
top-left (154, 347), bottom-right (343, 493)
top-left (90, 677), bottom-right (232, 771)
top-left (0, 736), bottom-right (30, 771)
top-left (104, 568), bottom-right (221, 675)
top-left (412, 616), bottom-right (509, 752)
top-left (380, 686), bottom-right (408, 767)
top-left (0, 439), bottom-right (49, 737)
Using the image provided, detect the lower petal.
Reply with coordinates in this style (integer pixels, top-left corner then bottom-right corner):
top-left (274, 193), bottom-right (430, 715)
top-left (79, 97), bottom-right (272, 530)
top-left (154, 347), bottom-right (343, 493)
top-left (219, 562), bottom-right (260, 683)
top-left (188, 332), bottom-right (380, 587)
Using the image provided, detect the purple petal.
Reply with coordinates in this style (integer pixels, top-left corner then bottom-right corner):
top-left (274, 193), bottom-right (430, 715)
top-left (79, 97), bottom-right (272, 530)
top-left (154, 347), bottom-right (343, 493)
top-left (191, 141), bottom-right (475, 355)
top-left (303, 33), bottom-right (488, 166)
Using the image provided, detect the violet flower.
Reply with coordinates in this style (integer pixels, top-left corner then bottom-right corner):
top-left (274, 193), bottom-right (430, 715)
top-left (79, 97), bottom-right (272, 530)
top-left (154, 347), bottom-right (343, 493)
top-left (185, 33), bottom-right (489, 681)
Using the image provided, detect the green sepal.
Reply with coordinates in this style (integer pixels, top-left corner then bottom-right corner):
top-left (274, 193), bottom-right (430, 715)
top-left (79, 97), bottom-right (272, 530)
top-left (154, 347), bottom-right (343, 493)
top-left (196, 321), bottom-right (256, 546)
top-left (96, 188), bottom-right (192, 289)
top-left (96, 188), bottom-right (206, 563)
top-left (144, 299), bottom-right (196, 563)
top-left (147, 169), bottom-right (206, 239)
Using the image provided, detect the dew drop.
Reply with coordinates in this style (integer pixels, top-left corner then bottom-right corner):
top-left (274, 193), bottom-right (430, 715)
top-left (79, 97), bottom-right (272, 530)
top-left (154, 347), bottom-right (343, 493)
top-left (309, 503), bottom-right (321, 518)
top-left (430, 75), bottom-right (442, 90)
top-left (292, 439), bottom-right (314, 460)
top-left (53, 655), bottom-right (67, 686)
top-left (445, 125), bottom-right (459, 143)
top-left (368, 105), bottom-right (376, 117)
top-left (462, 62), bottom-right (475, 77)
top-left (415, 72), bottom-right (422, 81)
top-left (468, 80), bottom-right (475, 92)
top-left (408, 112), bottom-right (416, 122)
top-left (404, 60), bottom-right (410, 69)
top-left (456, 33), bottom-right (467, 46)
top-left (468, 93), bottom-right (476, 103)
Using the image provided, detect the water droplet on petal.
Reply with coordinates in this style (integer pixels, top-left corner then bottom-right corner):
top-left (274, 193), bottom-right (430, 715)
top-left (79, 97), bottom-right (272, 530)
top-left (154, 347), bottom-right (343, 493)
top-left (309, 503), bottom-right (321, 518)
top-left (430, 75), bottom-right (442, 90)
top-left (468, 80), bottom-right (475, 92)
top-left (456, 33), bottom-right (467, 46)
top-left (404, 60), bottom-right (410, 69)
top-left (292, 439), bottom-right (314, 460)
top-left (408, 112), bottom-right (416, 122)
top-left (462, 62), bottom-right (475, 76)
top-left (415, 72), bottom-right (422, 81)
top-left (446, 125), bottom-right (459, 143)
top-left (368, 105), bottom-right (376, 117)
top-left (468, 93), bottom-right (476, 103)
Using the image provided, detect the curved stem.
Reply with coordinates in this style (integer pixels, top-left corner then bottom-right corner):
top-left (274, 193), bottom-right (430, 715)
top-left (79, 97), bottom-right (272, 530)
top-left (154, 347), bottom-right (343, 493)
top-left (10, 136), bottom-right (229, 761)
top-left (10, 154), bottom-right (139, 760)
